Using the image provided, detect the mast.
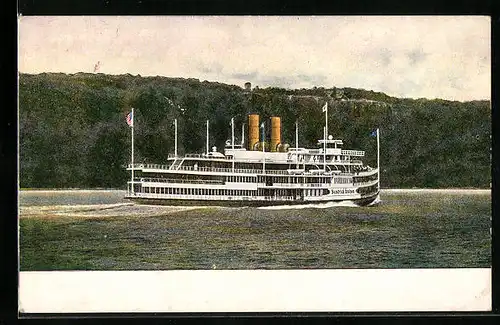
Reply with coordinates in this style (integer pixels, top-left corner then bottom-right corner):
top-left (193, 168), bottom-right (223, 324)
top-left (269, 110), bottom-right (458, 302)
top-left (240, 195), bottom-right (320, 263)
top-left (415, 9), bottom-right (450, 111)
top-left (206, 120), bottom-right (209, 155)
top-left (241, 123), bottom-right (245, 146)
top-left (174, 118), bottom-right (178, 158)
top-left (323, 126), bottom-right (326, 171)
top-left (323, 102), bottom-right (328, 172)
top-left (261, 121), bottom-right (265, 173)
top-left (231, 117), bottom-right (235, 172)
top-left (130, 107), bottom-right (134, 195)
top-left (377, 128), bottom-right (380, 191)
top-left (324, 101), bottom-right (328, 143)
top-left (295, 120), bottom-right (299, 168)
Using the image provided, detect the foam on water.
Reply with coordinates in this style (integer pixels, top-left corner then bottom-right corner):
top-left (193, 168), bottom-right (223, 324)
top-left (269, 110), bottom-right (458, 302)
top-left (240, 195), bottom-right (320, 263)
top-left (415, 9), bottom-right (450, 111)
top-left (257, 200), bottom-right (362, 210)
top-left (367, 194), bottom-right (382, 206)
top-left (19, 203), bottom-right (202, 218)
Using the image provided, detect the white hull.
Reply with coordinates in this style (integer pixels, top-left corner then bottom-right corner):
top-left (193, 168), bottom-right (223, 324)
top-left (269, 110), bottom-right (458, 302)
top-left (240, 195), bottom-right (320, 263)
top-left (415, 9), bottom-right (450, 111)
top-left (124, 111), bottom-right (380, 207)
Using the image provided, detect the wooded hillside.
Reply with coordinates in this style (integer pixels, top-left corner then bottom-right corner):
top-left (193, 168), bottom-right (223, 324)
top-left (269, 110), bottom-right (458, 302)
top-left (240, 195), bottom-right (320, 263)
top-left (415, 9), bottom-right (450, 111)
top-left (19, 72), bottom-right (491, 189)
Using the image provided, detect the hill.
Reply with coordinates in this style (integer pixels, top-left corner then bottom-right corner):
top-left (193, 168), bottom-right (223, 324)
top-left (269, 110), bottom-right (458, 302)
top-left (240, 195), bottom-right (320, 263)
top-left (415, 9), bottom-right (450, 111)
top-left (18, 72), bottom-right (491, 189)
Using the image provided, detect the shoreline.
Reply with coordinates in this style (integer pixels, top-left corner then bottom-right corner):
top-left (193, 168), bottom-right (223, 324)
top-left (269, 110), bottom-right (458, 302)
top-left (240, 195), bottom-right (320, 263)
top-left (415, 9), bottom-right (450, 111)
top-left (19, 188), bottom-right (491, 193)
top-left (19, 189), bottom-right (127, 193)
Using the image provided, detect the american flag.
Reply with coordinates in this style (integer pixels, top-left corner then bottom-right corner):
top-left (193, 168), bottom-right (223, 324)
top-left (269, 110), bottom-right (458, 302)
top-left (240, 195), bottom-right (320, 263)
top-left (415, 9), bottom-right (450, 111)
top-left (126, 111), bottom-right (133, 127)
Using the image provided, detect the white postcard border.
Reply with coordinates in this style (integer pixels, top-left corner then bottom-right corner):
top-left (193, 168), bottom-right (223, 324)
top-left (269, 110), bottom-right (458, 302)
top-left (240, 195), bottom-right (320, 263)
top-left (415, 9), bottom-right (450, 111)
top-left (19, 268), bottom-right (491, 313)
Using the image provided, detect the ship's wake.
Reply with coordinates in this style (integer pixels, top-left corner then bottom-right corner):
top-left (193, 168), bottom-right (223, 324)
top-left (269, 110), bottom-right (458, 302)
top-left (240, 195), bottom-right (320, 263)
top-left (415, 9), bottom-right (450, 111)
top-left (20, 194), bottom-right (383, 217)
top-left (367, 194), bottom-right (382, 206)
top-left (20, 203), bottom-right (202, 218)
top-left (258, 201), bottom-right (360, 210)
top-left (258, 194), bottom-right (381, 210)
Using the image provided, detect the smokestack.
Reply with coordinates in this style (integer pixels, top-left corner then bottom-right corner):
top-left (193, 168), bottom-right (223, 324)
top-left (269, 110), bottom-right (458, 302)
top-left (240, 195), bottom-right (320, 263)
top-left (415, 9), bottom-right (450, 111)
top-left (248, 114), bottom-right (260, 151)
top-left (270, 116), bottom-right (281, 152)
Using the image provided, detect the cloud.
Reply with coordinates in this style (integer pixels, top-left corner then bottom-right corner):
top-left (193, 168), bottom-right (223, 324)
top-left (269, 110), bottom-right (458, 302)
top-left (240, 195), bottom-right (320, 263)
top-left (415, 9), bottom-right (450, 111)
top-left (18, 16), bottom-right (490, 101)
top-left (230, 71), bottom-right (259, 80)
top-left (406, 48), bottom-right (428, 66)
top-left (376, 48), bottom-right (393, 67)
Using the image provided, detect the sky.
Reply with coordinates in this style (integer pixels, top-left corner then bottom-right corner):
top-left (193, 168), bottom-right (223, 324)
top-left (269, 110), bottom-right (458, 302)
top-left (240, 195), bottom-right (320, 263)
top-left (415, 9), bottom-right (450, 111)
top-left (18, 16), bottom-right (490, 102)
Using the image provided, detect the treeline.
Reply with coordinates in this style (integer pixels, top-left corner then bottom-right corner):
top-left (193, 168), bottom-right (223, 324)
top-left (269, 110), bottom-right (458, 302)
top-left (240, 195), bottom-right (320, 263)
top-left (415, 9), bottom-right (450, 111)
top-left (18, 72), bottom-right (491, 189)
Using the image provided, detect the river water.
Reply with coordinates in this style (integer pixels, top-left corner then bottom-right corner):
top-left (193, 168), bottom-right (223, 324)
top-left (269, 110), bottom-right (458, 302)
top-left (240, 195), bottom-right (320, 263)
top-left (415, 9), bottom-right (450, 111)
top-left (19, 189), bottom-right (491, 270)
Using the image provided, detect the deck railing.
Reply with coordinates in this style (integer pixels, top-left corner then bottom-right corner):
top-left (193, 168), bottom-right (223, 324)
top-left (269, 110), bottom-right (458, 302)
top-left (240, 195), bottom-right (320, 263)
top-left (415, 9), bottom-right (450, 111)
top-left (128, 192), bottom-right (295, 201)
top-left (341, 150), bottom-right (365, 157)
top-left (130, 177), bottom-right (379, 188)
top-left (128, 164), bottom-right (289, 175)
top-left (139, 177), bottom-right (224, 185)
top-left (127, 163), bottom-right (374, 177)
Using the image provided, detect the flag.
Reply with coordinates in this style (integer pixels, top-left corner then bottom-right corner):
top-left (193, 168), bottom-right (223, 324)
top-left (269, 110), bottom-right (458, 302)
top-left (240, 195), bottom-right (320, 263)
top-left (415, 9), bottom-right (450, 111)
top-left (126, 111), bottom-right (133, 127)
top-left (322, 102), bottom-right (328, 112)
top-left (370, 129), bottom-right (377, 137)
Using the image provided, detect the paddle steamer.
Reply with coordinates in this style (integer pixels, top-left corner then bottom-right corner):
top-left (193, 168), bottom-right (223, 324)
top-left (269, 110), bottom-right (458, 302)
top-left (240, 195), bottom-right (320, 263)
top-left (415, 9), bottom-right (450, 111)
top-left (125, 104), bottom-right (380, 206)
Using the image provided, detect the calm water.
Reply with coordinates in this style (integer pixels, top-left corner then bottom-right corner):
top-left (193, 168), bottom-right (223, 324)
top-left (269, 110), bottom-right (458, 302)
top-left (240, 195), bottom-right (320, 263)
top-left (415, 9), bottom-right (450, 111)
top-left (19, 190), bottom-right (127, 206)
top-left (19, 189), bottom-right (491, 270)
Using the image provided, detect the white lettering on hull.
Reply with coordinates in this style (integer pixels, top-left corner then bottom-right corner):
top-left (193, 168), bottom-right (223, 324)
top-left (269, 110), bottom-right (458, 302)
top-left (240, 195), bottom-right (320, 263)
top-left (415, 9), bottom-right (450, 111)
top-left (330, 188), bottom-right (356, 195)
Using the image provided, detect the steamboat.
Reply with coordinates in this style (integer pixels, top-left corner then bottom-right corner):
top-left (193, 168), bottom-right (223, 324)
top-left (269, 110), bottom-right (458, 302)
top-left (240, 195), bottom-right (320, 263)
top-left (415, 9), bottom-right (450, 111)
top-left (125, 103), bottom-right (380, 206)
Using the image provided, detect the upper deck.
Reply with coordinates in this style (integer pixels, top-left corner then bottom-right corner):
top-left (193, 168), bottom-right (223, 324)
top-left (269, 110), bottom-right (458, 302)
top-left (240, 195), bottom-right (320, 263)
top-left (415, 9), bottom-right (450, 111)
top-left (164, 143), bottom-right (365, 165)
top-left (127, 163), bottom-right (378, 177)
